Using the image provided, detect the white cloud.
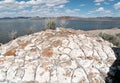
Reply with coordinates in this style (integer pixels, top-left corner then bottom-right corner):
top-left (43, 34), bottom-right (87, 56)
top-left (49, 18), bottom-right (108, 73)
top-left (88, 7), bottom-right (112, 16)
top-left (4, 0), bottom-right (15, 3)
top-left (0, 0), bottom-right (68, 8)
top-left (46, 3), bottom-right (55, 7)
top-left (95, 3), bottom-right (101, 6)
top-left (96, 7), bottom-right (105, 12)
top-left (65, 9), bottom-right (80, 14)
top-left (94, 0), bottom-right (104, 3)
top-left (0, 0), bottom-right (70, 17)
top-left (96, 7), bottom-right (111, 13)
top-left (80, 4), bottom-right (86, 7)
top-left (0, 0), bottom-right (82, 17)
top-left (64, 9), bottom-right (81, 16)
top-left (114, 2), bottom-right (120, 9)
top-left (58, 5), bottom-right (64, 8)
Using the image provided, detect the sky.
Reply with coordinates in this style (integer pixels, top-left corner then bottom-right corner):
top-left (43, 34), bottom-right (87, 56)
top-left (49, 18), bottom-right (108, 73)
top-left (0, 0), bottom-right (120, 17)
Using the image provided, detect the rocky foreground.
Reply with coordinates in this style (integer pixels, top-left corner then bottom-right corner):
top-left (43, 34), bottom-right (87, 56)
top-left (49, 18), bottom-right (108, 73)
top-left (0, 28), bottom-right (116, 83)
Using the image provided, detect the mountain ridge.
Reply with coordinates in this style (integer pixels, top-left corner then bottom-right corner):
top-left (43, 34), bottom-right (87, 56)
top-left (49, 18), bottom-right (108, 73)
top-left (1, 16), bottom-right (120, 21)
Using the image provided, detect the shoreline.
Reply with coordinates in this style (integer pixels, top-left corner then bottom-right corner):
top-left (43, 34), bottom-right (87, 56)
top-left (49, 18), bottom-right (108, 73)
top-left (87, 28), bottom-right (120, 35)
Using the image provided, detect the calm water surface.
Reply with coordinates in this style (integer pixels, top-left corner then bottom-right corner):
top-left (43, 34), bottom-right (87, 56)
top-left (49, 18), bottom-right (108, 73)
top-left (0, 19), bottom-right (120, 43)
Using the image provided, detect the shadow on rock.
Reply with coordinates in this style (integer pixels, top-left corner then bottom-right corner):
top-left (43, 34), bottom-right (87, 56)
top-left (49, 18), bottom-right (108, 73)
top-left (105, 47), bottom-right (120, 83)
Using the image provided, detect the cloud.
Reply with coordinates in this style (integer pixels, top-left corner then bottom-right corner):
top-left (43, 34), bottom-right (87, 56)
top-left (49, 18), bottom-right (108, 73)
top-left (88, 7), bottom-right (112, 16)
top-left (114, 2), bottom-right (120, 9)
top-left (96, 7), bottom-right (105, 12)
top-left (0, 0), bottom-right (70, 17)
top-left (65, 9), bottom-right (80, 16)
top-left (95, 2), bottom-right (109, 6)
top-left (80, 4), bottom-right (86, 7)
top-left (0, 0), bottom-right (68, 8)
top-left (4, 0), bottom-right (15, 3)
top-left (96, 7), bottom-right (111, 13)
top-left (65, 9), bottom-right (80, 13)
top-left (95, 3), bottom-right (101, 6)
top-left (94, 0), bottom-right (104, 3)
top-left (58, 5), bottom-right (65, 8)
top-left (0, 0), bottom-right (82, 17)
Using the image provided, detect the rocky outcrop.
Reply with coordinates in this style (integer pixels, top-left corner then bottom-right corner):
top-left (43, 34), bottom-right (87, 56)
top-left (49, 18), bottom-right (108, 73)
top-left (0, 28), bottom-right (116, 83)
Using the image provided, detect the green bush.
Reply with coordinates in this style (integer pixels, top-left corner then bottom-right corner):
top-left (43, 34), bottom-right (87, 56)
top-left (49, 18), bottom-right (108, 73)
top-left (47, 21), bottom-right (56, 30)
top-left (99, 33), bottom-right (120, 47)
top-left (116, 33), bottom-right (120, 38)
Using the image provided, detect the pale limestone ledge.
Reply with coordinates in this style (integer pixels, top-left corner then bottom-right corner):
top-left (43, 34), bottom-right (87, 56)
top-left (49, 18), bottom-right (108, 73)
top-left (0, 28), bottom-right (116, 83)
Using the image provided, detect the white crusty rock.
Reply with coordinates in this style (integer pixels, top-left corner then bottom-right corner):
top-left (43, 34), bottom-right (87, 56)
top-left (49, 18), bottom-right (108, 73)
top-left (0, 28), bottom-right (116, 83)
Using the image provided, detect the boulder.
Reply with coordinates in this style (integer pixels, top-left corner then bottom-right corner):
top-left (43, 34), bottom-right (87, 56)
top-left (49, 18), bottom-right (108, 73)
top-left (0, 28), bottom-right (116, 83)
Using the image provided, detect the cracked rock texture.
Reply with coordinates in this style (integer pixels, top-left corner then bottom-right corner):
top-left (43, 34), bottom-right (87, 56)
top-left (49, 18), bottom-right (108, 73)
top-left (0, 28), bottom-right (116, 83)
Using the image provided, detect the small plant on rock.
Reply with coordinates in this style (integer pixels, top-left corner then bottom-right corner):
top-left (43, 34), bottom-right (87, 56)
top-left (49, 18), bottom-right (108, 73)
top-left (47, 21), bottom-right (56, 30)
top-left (9, 30), bottom-right (17, 40)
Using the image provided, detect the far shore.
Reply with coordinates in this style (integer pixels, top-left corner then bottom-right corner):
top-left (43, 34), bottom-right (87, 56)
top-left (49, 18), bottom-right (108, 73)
top-left (87, 28), bottom-right (120, 36)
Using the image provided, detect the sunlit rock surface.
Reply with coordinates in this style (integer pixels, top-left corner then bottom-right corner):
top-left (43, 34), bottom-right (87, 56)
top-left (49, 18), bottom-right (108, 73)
top-left (0, 28), bottom-right (116, 83)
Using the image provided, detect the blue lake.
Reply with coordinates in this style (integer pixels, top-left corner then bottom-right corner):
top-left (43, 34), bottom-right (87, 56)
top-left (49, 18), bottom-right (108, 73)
top-left (0, 19), bottom-right (120, 43)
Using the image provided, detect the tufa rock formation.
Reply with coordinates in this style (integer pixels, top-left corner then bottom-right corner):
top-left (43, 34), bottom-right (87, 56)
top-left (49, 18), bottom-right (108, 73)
top-left (0, 28), bottom-right (116, 83)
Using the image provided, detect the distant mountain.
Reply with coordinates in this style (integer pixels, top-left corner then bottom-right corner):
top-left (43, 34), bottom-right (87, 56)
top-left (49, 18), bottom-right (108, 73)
top-left (0, 16), bottom-right (120, 21)
top-left (0, 17), bottom-right (30, 20)
top-left (30, 16), bottom-right (120, 21)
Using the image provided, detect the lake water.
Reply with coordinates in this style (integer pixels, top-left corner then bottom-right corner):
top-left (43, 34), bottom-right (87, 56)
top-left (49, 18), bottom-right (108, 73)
top-left (0, 19), bottom-right (120, 43)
